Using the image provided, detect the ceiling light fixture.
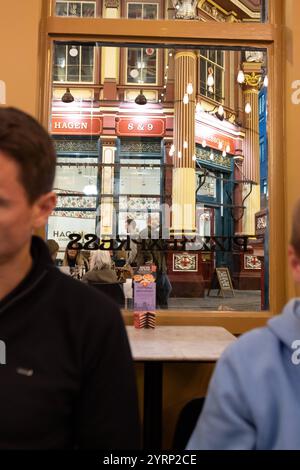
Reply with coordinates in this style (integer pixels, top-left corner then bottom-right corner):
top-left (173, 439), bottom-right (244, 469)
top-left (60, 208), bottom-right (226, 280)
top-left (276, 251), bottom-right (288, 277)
top-left (135, 89), bottom-right (147, 105)
top-left (61, 88), bottom-right (74, 103)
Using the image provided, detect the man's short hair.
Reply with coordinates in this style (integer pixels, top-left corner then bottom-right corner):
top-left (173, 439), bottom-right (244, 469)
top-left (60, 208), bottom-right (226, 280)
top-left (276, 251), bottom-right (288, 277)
top-left (291, 198), bottom-right (300, 256)
top-left (0, 107), bottom-right (56, 203)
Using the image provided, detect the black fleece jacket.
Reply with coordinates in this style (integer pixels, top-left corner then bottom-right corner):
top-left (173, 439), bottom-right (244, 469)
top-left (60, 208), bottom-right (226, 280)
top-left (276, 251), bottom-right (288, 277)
top-left (0, 236), bottom-right (140, 449)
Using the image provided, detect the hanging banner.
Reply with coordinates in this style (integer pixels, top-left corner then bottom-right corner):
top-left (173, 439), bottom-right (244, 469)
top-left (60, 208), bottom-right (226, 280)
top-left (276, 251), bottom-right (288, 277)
top-left (116, 117), bottom-right (165, 137)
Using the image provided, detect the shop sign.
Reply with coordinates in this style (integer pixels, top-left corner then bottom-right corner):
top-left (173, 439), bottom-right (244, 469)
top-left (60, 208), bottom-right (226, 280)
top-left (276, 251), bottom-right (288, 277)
top-left (51, 115), bottom-right (102, 135)
top-left (116, 117), bottom-right (165, 137)
top-left (195, 121), bottom-right (236, 154)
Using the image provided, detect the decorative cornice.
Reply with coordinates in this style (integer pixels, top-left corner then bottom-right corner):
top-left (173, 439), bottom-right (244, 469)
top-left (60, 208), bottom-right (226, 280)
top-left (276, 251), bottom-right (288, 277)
top-left (243, 72), bottom-right (262, 90)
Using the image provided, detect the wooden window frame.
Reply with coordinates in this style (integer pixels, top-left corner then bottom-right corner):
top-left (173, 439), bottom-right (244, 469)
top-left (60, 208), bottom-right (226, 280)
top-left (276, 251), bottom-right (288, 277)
top-left (42, 0), bottom-right (283, 334)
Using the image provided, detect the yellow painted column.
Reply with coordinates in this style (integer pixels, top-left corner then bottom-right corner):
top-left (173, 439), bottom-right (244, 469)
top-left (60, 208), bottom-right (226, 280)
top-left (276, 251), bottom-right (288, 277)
top-left (171, 51), bottom-right (196, 236)
top-left (101, 0), bottom-right (120, 86)
top-left (241, 63), bottom-right (262, 235)
top-left (98, 137), bottom-right (117, 238)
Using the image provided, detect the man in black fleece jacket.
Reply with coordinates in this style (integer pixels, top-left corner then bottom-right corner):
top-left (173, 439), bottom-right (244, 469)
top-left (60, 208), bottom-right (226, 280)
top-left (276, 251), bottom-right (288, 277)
top-left (0, 107), bottom-right (140, 449)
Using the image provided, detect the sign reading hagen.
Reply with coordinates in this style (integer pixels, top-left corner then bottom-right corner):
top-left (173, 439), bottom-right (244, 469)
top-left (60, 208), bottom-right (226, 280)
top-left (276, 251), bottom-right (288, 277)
top-left (51, 115), bottom-right (102, 135)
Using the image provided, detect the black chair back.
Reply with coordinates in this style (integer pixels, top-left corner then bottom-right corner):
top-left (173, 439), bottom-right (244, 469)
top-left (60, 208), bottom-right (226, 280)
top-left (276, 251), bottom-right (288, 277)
top-left (89, 282), bottom-right (125, 307)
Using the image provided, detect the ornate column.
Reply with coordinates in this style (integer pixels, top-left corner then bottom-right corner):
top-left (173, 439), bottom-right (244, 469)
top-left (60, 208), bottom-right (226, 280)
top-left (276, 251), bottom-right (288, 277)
top-left (241, 61), bottom-right (263, 235)
top-left (171, 51), bottom-right (197, 236)
top-left (97, 137), bottom-right (117, 239)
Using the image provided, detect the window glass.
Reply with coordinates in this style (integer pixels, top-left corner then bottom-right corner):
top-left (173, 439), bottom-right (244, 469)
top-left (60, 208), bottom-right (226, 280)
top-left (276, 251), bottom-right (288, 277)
top-left (127, 48), bottom-right (157, 84)
top-left (53, 44), bottom-right (94, 83)
top-left (50, 42), bottom-right (269, 311)
top-left (54, 0), bottom-right (267, 22)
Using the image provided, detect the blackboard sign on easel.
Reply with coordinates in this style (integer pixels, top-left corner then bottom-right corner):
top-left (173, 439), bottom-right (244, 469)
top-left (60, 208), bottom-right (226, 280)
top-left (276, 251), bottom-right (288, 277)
top-left (207, 267), bottom-right (235, 297)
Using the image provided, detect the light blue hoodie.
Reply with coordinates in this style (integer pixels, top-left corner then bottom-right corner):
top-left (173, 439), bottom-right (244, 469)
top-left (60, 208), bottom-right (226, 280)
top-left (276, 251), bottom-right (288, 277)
top-left (187, 299), bottom-right (300, 450)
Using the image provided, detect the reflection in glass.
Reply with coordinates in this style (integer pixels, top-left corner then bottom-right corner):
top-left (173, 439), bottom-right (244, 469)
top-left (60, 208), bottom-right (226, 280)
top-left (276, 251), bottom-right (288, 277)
top-left (53, 45), bottom-right (94, 83)
top-left (49, 41), bottom-right (269, 312)
top-left (54, 0), bottom-right (267, 22)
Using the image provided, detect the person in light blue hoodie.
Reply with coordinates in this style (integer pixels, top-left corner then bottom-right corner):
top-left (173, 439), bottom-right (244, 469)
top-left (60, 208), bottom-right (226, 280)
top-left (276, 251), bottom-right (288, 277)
top-left (187, 201), bottom-right (300, 450)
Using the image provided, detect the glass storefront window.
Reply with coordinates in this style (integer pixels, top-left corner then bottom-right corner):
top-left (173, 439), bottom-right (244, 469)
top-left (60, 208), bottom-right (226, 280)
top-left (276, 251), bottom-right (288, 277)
top-left (49, 41), bottom-right (269, 311)
top-left (119, 159), bottom-right (160, 195)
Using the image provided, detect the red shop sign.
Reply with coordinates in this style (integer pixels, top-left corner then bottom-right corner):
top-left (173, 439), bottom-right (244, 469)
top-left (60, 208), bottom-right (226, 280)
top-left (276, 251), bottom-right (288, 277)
top-left (195, 121), bottom-right (236, 155)
top-left (116, 117), bottom-right (165, 137)
top-left (51, 115), bottom-right (102, 135)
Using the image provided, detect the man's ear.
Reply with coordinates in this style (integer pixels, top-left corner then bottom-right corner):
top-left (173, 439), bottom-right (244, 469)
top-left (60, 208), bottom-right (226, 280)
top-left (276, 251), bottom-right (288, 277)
top-left (31, 192), bottom-right (57, 229)
top-left (288, 245), bottom-right (300, 283)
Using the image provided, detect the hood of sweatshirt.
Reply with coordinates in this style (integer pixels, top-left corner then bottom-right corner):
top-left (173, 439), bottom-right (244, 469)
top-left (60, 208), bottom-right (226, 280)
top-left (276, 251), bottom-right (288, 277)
top-left (267, 298), bottom-right (300, 348)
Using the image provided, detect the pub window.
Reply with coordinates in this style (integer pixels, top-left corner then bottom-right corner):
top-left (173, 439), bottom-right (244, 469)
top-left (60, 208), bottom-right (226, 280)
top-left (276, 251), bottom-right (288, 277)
top-left (48, 41), bottom-right (270, 312)
top-left (55, 1), bottom-right (96, 17)
top-left (126, 48), bottom-right (157, 84)
top-left (127, 2), bottom-right (159, 19)
top-left (200, 50), bottom-right (224, 104)
top-left (53, 44), bottom-right (94, 83)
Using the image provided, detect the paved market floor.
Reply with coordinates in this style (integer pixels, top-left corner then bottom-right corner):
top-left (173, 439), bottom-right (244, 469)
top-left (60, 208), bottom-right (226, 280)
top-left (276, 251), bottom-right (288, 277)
top-left (167, 290), bottom-right (262, 311)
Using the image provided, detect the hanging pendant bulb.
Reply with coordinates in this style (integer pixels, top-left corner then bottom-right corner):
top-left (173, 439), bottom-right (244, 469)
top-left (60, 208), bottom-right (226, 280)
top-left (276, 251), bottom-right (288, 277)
top-left (183, 93), bottom-right (189, 104)
top-left (61, 88), bottom-right (74, 103)
top-left (183, 141), bottom-right (188, 149)
top-left (196, 102), bottom-right (203, 114)
top-left (202, 140), bottom-right (207, 148)
top-left (264, 75), bottom-right (269, 87)
top-left (245, 102), bottom-right (252, 114)
top-left (222, 150), bottom-right (227, 158)
top-left (237, 70), bottom-right (245, 84)
top-left (192, 155), bottom-right (196, 161)
top-left (218, 105), bottom-right (224, 117)
top-left (207, 75), bottom-right (214, 88)
top-left (186, 83), bottom-right (193, 95)
top-left (209, 152), bottom-right (214, 161)
top-left (207, 69), bottom-right (214, 88)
